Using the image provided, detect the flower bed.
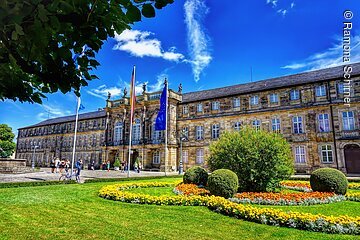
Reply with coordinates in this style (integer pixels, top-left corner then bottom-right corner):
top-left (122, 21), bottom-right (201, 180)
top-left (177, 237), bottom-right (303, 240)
top-left (280, 181), bottom-right (312, 192)
top-left (349, 183), bottom-right (360, 190)
top-left (99, 182), bottom-right (360, 235)
top-left (173, 183), bottom-right (210, 196)
top-left (346, 192), bottom-right (360, 202)
top-left (230, 192), bottom-right (345, 205)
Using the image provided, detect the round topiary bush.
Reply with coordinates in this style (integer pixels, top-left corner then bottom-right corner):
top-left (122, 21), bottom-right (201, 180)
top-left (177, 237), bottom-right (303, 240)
top-left (208, 169), bottom-right (238, 198)
top-left (208, 127), bottom-right (294, 192)
top-left (183, 166), bottom-right (208, 186)
top-left (310, 168), bottom-right (348, 195)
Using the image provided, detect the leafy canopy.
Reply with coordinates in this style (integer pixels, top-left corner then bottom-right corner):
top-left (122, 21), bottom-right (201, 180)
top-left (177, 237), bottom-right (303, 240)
top-left (208, 127), bottom-right (294, 192)
top-left (0, 124), bottom-right (16, 158)
top-left (0, 0), bottom-right (173, 104)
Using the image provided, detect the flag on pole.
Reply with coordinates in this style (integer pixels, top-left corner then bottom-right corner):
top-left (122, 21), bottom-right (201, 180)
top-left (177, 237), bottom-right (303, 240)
top-left (155, 84), bottom-right (167, 130)
top-left (129, 66), bottom-right (136, 123)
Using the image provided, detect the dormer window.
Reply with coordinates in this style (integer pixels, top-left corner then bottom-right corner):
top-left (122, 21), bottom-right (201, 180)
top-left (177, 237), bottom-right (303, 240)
top-left (212, 101), bottom-right (220, 110)
top-left (250, 95), bottom-right (259, 105)
top-left (290, 89), bottom-right (300, 100)
top-left (269, 93), bottom-right (279, 103)
top-left (233, 98), bottom-right (240, 108)
top-left (315, 85), bottom-right (326, 97)
top-left (183, 105), bottom-right (189, 114)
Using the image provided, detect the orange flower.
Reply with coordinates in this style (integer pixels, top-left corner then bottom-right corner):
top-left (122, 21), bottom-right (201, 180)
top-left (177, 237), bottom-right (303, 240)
top-left (175, 183), bottom-right (210, 196)
top-left (234, 191), bottom-right (335, 201)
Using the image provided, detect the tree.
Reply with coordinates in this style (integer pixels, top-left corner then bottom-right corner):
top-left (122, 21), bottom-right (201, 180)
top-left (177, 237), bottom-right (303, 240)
top-left (0, 124), bottom-right (16, 158)
top-left (208, 127), bottom-right (294, 192)
top-left (0, 0), bottom-right (174, 104)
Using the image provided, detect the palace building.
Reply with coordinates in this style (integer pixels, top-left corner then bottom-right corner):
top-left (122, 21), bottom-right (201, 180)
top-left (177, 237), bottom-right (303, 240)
top-left (15, 63), bottom-right (360, 174)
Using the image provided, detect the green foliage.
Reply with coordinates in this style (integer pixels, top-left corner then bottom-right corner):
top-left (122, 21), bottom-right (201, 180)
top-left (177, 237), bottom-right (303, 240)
top-left (0, 124), bottom-right (16, 158)
top-left (183, 166), bottom-right (208, 186)
top-left (310, 168), bottom-right (348, 195)
top-left (114, 157), bottom-right (121, 168)
top-left (207, 169), bottom-right (238, 198)
top-left (208, 127), bottom-right (294, 192)
top-left (0, 0), bottom-right (174, 103)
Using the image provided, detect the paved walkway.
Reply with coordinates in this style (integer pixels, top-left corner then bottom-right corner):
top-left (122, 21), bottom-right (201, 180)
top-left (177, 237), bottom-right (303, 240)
top-left (0, 168), bottom-right (180, 183)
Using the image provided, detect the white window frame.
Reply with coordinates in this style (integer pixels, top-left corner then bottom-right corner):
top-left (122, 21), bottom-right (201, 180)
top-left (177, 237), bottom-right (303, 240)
top-left (252, 119), bottom-right (261, 130)
top-left (250, 95), bottom-right (259, 105)
top-left (183, 105), bottom-right (189, 114)
top-left (196, 148), bottom-right (204, 164)
top-left (234, 121), bottom-right (241, 131)
top-left (182, 127), bottom-right (189, 140)
top-left (295, 146), bottom-right (306, 163)
top-left (211, 124), bottom-right (220, 139)
top-left (318, 113), bottom-right (330, 132)
top-left (321, 145), bottom-right (333, 163)
top-left (182, 150), bottom-right (188, 163)
top-left (271, 118), bottom-right (281, 133)
top-left (342, 111), bottom-right (355, 130)
top-left (152, 151), bottom-right (160, 164)
top-left (212, 101), bottom-right (220, 110)
top-left (290, 89), bottom-right (300, 101)
top-left (293, 116), bottom-right (303, 134)
top-left (132, 118), bottom-right (141, 141)
top-left (196, 126), bottom-right (204, 140)
top-left (152, 121), bottom-right (163, 143)
top-left (233, 98), bottom-right (241, 108)
top-left (197, 103), bottom-right (203, 112)
top-left (269, 93), bottom-right (279, 104)
top-left (315, 85), bottom-right (326, 97)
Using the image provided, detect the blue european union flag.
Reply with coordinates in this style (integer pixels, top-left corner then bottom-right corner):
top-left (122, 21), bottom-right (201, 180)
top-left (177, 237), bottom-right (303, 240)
top-left (155, 85), bottom-right (167, 130)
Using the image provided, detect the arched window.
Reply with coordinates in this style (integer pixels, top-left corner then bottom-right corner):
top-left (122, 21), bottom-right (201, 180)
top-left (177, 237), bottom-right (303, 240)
top-left (132, 118), bottom-right (141, 143)
top-left (114, 122), bottom-right (123, 144)
top-left (152, 121), bottom-right (163, 144)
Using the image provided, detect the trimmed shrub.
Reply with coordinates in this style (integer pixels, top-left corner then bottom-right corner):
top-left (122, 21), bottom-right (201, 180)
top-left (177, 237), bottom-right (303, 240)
top-left (310, 168), bottom-right (348, 195)
top-left (183, 166), bottom-right (208, 186)
top-left (208, 127), bottom-right (294, 192)
top-left (208, 169), bottom-right (238, 198)
top-left (114, 158), bottom-right (121, 168)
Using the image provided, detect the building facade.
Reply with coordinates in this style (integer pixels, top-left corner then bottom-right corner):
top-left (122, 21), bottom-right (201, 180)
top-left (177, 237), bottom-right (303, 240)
top-left (16, 64), bottom-right (360, 174)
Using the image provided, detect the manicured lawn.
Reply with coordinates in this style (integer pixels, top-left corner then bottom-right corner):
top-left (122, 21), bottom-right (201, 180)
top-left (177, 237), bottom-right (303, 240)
top-left (0, 177), bottom-right (358, 240)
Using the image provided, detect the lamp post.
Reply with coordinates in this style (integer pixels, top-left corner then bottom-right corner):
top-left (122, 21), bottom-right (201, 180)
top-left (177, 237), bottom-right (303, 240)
top-left (179, 129), bottom-right (188, 174)
top-left (32, 145), bottom-right (39, 169)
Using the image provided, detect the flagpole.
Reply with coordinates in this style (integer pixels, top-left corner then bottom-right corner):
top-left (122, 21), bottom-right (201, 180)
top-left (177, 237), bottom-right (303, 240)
top-left (164, 79), bottom-right (168, 176)
top-left (71, 97), bottom-right (80, 174)
top-left (127, 66), bottom-right (136, 178)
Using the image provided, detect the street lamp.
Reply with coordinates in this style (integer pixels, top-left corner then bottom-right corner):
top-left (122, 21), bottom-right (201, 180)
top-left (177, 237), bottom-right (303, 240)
top-left (179, 129), bottom-right (188, 174)
top-left (32, 145), bottom-right (39, 169)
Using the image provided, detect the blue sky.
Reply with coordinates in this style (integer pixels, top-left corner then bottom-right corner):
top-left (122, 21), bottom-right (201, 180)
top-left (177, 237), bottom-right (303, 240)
top-left (1, 0), bottom-right (360, 138)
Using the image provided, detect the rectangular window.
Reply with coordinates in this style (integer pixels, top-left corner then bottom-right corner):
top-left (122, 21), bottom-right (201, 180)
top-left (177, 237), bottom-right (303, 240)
top-left (196, 126), bottom-right (204, 140)
top-left (196, 148), bottom-right (204, 164)
top-left (337, 83), bottom-right (344, 94)
top-left (211, 124), bottom-right (220, 139)
top-left (315, 85), bottom-right (326, 97)
top-left (269, 93), bottom-right (279, 104)
top-left (197, 103), bottom-right (203, 112)
top-left (183, 105), bottom-right (189, 114)
top-left (212, 101), bottom-right (220, 110)
top-left (290, 89), bottom-right (300, 101)
top-left (234, 121), bottom-right (241, 131)
top-left (342, 111), bottom-right (355, 130)
top-left (272, 118), bottom-right (281, 133)
top-left (182, 127), bottom-right (189, 140)
top-left (293, 116), bottom-right (303, 134)
top-left (252, 120), bottom-right (261, 130)
top-left (153, 152), bottom-right (160, 164)
top-left (250, 95), bottom-right (259, 105)
top-left (321, 145), bottom-right (333, 163)
top-left (182, 150), bottom-right (188, 163)
top-left (295, 146), bottom-right (306, 163)
top-left (233, 98), bottom-right (240, 108)
top-left (318, 113), bottom-right (330, 132)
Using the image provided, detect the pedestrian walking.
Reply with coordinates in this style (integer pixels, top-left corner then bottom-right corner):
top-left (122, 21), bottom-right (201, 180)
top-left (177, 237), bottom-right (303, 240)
top-left (107, 161), bottom-right (110, 172)
top-left (90, 160), bottom-right (95, 171)
top-left (50, 158), bottom-right (56, 173)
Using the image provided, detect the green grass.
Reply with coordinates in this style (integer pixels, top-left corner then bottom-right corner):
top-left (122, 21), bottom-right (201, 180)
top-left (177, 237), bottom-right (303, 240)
top-left (0, 177), bottom-right (358, 240)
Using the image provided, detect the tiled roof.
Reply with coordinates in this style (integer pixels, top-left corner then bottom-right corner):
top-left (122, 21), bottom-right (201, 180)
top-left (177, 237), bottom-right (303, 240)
top-left (20, 110), bottom-right (106, 129)
top-left (182, 63), bottom-right (360, 103)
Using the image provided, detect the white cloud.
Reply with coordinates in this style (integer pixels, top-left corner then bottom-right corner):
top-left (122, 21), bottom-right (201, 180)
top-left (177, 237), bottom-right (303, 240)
top-left (87, 85), bottom-right (122, 100)
top-left (277, 9), bottom-right (287, 17)
top-left (266, 0), bottom-right (294, 16)
top-left (290, 2), bottom-right (295, 8)
top-left (267, 0), bottom-right (278, 8)
top-left (37, 104), bottom-right (72, 121)
top-left (113, 29), bottom-right (184, 62)
top-left (282, 35), bottom-right (360, 70)
top-left (184, 0), bottom-right (212, 82)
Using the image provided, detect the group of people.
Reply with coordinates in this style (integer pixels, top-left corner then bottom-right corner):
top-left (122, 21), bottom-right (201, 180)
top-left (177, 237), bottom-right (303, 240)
top-left (50, 157), bottom-right (83, 176)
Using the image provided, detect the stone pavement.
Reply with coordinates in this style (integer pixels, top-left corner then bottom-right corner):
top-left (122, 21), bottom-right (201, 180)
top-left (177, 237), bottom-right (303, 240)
top-left (0, 168), bottom-right (180, 183)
